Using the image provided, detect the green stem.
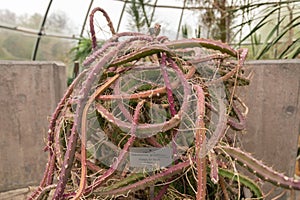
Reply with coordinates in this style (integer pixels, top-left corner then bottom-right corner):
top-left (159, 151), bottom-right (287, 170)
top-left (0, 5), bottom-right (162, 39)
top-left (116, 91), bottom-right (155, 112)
top-left (218, 168), bottom-right (263, 198)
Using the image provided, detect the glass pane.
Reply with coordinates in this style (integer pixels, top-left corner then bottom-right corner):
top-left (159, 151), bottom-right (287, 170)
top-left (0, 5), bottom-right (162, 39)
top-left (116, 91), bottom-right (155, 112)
top-left (36, 37), bottom-right (75, 61)
top-left (151, 7), bottom-right (182, 39)
top-left (156, 0), bottom-right (183, 7)
top-left (0, 29), bottom-right (35, 60)
top-left (181, 9), bottom-right (200, 38)
top-left (0, 0), bottom-right (46, 29)
top-left (44, 0), bottom-right (91, 35)
top-left (81, 0), bottom-right (126, 40)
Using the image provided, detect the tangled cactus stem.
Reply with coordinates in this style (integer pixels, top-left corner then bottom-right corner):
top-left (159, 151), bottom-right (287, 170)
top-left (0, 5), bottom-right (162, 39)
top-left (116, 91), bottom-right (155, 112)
top-left (99, 160), bottom-right (191, 197)
top-left (89, 7), bottom-right (115, 50)
top-left (153, 54), bottom-right (181, 200)
top-left (72, 74), bottom-right (120, 200)
top-left (32, 6), bottom-right (255, 198)
top-left (52, 124), bottom-right (78, 200)
top-left (160, 53), bottom-right (176, 117)
top-left (28, 70), bottom-right (88, 200)
top-left (66, 100), bottom-right (144, 198)
top-left (54, 37), bottom-right (122, 199)
top-left (219, 146), bottom-right (300, 190)
top-left (227, 102), bottom-right (246, 131)
top-left (95, 47), bottom-right (192, 137)
top-left (217, 167), bottom-right (263, 198)
top-left (194, 85), bottom-right (207, 200)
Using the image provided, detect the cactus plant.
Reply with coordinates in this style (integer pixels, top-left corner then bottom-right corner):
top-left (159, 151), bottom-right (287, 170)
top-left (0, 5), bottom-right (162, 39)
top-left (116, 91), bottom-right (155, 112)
top-left (28, 7), bottom-right (299, 200)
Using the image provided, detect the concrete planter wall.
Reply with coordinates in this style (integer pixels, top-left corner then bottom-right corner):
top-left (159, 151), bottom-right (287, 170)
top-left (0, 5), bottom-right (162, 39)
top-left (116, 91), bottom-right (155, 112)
top-left (0, 60), bottom-right (299, 199)
top-left (238, 60), bottom-right (300, 199)
top-left (0, 61), bottom-right (66, 192)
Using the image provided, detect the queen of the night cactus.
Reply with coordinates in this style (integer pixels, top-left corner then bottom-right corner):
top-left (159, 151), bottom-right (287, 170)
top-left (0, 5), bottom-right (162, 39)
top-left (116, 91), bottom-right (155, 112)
top-left (28, 7), bottom-right (299, 200)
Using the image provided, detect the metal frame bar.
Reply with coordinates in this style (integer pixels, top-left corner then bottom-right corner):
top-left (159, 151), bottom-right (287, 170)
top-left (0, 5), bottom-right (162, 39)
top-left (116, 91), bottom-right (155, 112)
top-left (80, 0), bottom-right (95, 37)
top-left (31, 0), bottom-right (53, 60)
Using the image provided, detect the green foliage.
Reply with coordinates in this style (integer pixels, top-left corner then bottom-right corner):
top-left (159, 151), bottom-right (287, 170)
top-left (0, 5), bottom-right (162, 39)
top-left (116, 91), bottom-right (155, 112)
top-left (218, 168), bottom-right (263, 198)
top-left (235, 1), bottom-right (300, 59)
top-left (280, 37), bottom-right (300, 58)
top-left (185, 0), bottom-right (300, 59)
top-left (181, 24), bottom-right (188, 38)
top-left (68, 38), bottom-right (92, 85)
top-left (70, 38), bottom-right (93, 63)
top-left (126, 0), bottom-right (153, 32)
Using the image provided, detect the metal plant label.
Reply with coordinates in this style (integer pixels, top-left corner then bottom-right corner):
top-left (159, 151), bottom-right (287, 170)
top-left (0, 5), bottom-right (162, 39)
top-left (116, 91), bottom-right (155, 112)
top-left (129, 147), bottom-right (173, 171)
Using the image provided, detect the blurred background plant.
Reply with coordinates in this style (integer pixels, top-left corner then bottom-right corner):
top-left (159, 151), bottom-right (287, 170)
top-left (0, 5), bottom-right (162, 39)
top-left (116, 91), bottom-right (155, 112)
top-left (126, 0), bottom-right (154, 32)
top-left (184, 0), bottom-right (300, 59)
top-left (0, 0), bottom-right (299, 71)
top-left (69, 0), bottom-right (300, 64)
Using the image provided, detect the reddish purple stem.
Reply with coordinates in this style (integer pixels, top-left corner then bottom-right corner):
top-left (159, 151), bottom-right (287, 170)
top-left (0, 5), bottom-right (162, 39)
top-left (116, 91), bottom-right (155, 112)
top-left (65, 100), bottom-right (145, 198)
top-left (160, 53), bottom-right (177, 117)
top-left (89, 7), bottom-right (116, 50)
